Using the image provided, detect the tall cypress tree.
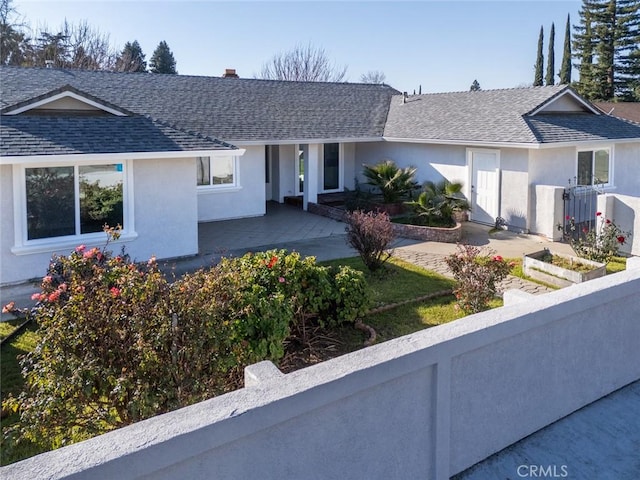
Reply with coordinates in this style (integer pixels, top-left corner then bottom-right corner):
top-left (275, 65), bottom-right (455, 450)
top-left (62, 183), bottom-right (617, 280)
top-left (546, 22), bottom-right (556, 85)
top-left (559, 14), bottom-right (572, 84)
top-left (534, 26), bottom-right (544, 86)
top-left (149, 40), bottom-right (177, 74)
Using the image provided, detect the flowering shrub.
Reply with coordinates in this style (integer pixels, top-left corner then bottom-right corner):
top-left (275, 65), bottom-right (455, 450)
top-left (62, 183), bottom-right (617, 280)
top-left (345, 210), bottom-right (395, 272)
top-left (560, 212), bottom-right (630, 264)
top-left (444, 244), bottom-right (513, 313)
top-left (2, 239), bottom-right (369, 455)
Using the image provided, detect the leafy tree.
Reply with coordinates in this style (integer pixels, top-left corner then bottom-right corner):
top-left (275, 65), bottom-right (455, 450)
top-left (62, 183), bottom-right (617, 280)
top-left (560, 14), bottom-right (572, 84)
top-left (258, 43), bottom-right (347, 82)
top-left (534, 25), bottom-right (544, 86)
top-left (470, 79), bottom-right (481, 91)
top-left (149, 40), bottom-right (177, 74)
top-left (345, 210), bottom-right (395, 272)
top-left (546, 22), bottom-right (556, 85)
top-left (360, 70), bottom-right (386, 84)
top-left (116, 40), bottom-right (146, 72)
top-left (573, 0), bottom-right (640, 100)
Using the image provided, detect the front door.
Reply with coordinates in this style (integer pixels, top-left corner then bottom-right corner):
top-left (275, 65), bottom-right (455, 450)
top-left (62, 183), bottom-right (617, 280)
top-left (469, 149), bottom-right (500, 224)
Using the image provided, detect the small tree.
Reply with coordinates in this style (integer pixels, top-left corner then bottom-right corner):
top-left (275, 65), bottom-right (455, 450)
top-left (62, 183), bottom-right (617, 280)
top-left (345, 210), bottom-right (395, 272)
top-left (360, 70), bottom-right (386, 84)
top-left (258, 43), bottom-right (347, 82)
top-left (149, 40), bottom-right (176, 74)
top-left (406, 180), bottom-right (470, 227)
top-left (362, 160), bottom-right (418, 204)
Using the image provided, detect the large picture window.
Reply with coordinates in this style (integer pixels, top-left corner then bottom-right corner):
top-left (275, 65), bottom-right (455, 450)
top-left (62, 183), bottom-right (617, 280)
top-left (197, 156), bottom-right (237, 187)
top-left (323, 143), bottom-right (340, 191)
top-left (25, 164), bottom-right (124, 240)
top-left (577, 148), bottom-right (610, 186)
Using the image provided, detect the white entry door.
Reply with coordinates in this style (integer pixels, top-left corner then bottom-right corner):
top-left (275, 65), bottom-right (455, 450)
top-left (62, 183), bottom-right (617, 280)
top-left (469, 149), bottom-right (500, 224)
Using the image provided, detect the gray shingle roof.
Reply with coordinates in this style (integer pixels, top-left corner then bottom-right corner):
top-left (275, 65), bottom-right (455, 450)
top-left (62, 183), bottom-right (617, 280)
top-left (0, 66), bottom-right (399, 142)
top-left (0, 115), bottom-right (235, 157)
top-left (383, 86), bottom-right (640, 144)
top-left (525, 114), bottom-right (640, 143)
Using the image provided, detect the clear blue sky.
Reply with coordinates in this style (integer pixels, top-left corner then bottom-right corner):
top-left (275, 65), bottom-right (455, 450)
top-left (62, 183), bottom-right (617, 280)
top-left (15, 0), bottom-right (582, 93)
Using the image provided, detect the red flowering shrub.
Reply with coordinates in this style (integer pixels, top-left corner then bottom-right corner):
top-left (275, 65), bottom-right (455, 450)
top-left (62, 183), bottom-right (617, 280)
top-left (2, 239), bottom-right (369, 456)
top-left (444, 244), bottom-right (513, 313)
top-left (561, 213), bottom-right (630, 264)
top-left (345, 210), bottom-right (395, 272)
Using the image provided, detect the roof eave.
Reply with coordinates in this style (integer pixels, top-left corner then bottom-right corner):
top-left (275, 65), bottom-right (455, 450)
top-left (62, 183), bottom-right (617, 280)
top-left (0, 148), bottom-right (245, 165)
top-left (230, 136), bottom-right (385, 146)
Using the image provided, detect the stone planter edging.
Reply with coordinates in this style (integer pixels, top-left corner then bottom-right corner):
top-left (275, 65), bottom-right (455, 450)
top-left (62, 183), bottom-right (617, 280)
top-left (523, 250), bottom-right (606, 288)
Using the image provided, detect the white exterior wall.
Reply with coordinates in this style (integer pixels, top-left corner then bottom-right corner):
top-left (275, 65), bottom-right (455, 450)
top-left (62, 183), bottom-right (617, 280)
top-left (355, 142), bottom-right (468, 186)
top-left (0, 158), bottom-right (198, 285)
top-left (197, 145), bottom-right (265, 221)
top-left (612, 143), bottom-right (640, 196)
top-left (498, 148), bottom-right (530, 231)
top-left (342, 142), bottom-right (357, 190)
top-left (598, 193), bottom-right (640, 256)
top-left (277, 144), bottom-right (296, 202)
top-left (4, 266), bottom-right (639, 479)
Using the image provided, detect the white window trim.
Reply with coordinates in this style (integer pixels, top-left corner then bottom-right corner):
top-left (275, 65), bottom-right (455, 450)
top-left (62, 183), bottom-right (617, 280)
top-left (196, 155), bottom-right (241, 193)
top-left (575, 145), bottom-right (614, 190)
top-left (11, 160), bottom-right (136, 256)
top-left (320, 143), bottom-right (344, 194)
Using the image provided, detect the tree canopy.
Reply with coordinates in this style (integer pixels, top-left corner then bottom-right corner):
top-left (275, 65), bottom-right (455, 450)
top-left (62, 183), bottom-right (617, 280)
top-left (545, 22), bottom-right (556, 85)
top-left (559, 14), bottom-right (572, 84)
top-left (534, 26), bottom-right (544, 86)
top-left (116, 40), bottom-right (146, 72)
top-left (149, 40), bottom-right (177, 74)
top-left (258, 43), bottom-right (347, 82)
top-left (360, 70), bottom-right (386, 84)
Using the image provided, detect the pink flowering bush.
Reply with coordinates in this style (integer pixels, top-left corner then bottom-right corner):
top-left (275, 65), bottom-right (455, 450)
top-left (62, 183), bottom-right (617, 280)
top-left (444, 244), bottom-right (513, 313)
top-left (2, 237), bottom-right (369, 455)
top-left (560, 212), bottom-right (630, 264)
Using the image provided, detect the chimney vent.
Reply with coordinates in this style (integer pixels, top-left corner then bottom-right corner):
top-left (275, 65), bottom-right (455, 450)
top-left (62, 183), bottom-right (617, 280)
top-left (223, 68), bottom-right (239, 78)
top-left (402, 92), bottom-right (408, 104)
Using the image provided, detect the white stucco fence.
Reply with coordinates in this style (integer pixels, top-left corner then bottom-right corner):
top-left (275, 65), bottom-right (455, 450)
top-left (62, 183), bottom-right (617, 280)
top-left (3, 263), bottom-right (640, 480)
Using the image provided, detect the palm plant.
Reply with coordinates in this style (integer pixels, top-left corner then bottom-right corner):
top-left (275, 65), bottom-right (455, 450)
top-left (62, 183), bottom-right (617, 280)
top-left (406, 180), bottom-right (470, 226)
top-left (362, 160), bottom-right (418, 204)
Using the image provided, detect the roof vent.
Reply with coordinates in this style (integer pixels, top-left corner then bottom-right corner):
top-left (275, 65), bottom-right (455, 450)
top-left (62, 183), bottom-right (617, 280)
top-left (223, 68), bottom-right (239, 78)
top-left (402, 92), bottom-right (408, 104)
top-left (45, 60), bottom-right (54, 69)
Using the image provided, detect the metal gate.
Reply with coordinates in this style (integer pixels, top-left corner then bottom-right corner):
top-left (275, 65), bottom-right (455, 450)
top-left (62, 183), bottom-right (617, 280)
top-left (561, 181), bottom-right (602, 241)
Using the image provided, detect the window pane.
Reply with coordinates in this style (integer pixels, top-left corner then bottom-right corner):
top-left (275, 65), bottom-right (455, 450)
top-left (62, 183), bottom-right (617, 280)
top-left (212, 157), bottom-right (234, 185)
top-left (593, 150), bottom-right (609, 185)
top-left (26, 167), bottom-right (75, 240)
top-left (577, 151), bottom-right (593, 186)
top-left (197, 157), bottom-right (210, 186)
top-left (79, 165), bottom-right (123, 234)
top-left (323, 143), bottom-right (339, 190)
top-left (298, 149), bottom-right (304, 193)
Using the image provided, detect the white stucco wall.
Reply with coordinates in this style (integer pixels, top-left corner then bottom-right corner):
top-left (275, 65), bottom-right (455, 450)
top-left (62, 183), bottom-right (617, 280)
top-left (498, 148), bottom-right (530, 231)
top-left (0, 157), bottom-right (198, 285)
top-left (4, 267), bottom-right (639, 479)
top-left (598, 193), bottom-right (640, 256)
top-left (277, 144), bottom-right (296, 202)
top-left (355, 142), bottom-right (468, 187)
top-left (197, 145), bottom-right (265, 221)
top-left (612, 143), bottom-right (640, 196)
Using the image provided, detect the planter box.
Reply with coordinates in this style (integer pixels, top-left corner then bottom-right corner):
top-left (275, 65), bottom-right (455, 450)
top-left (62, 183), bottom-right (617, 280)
top-left (523, 250), bottom-right (606, 288)
top-left (391, 221), bottom-right (462, 243)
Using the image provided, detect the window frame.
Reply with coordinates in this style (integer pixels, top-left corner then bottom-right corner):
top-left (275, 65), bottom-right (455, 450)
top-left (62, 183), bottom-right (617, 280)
top-left (320, 143), bottom-right (344, 193)
top-left (575, 146), bottom-right (613, 188)
top-left (196, 155), bottom-right (240, 191)
top-left (12, 159), bottom-right (136, 255)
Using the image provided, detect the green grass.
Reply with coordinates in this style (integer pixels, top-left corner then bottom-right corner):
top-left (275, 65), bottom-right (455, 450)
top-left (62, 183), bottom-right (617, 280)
top-left (606, 256), bottom-right (627, 274)
top-left (323, 256), bottom-right (455, 308)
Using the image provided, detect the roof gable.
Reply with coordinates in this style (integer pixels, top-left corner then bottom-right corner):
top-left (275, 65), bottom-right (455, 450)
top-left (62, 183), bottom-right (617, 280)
top-left (527, 88), bottom-right (601, 116)
top-left (2, 85), bottom-right (132, 116)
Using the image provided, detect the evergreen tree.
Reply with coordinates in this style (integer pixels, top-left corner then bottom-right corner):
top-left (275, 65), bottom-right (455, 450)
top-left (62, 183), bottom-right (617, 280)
top-left (560, 14), bottom-right (572, 84)
top-left (534, 26), bottom-right (544, 86)
top-left (470, 79), bottom-right (481, 91)
top-left (573, 0), bottom-right (640, 100)
top-left (546, 22), bottom-right (556, 85)
top-left (149, 40), bottom-right (176, 74)
top-left (116, 40), bottom-right (146, 72)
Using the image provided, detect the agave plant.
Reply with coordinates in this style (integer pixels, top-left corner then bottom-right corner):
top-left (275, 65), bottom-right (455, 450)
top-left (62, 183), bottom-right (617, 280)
top-left (406, 180), bottom-right (470, 226)
top-left (362, 160), bottom-right (418, 204)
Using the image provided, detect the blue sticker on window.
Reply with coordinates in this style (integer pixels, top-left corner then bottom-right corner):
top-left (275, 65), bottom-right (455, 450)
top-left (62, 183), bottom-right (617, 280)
top-left (116, 164), bottom-right (123, 172)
